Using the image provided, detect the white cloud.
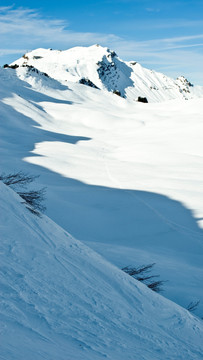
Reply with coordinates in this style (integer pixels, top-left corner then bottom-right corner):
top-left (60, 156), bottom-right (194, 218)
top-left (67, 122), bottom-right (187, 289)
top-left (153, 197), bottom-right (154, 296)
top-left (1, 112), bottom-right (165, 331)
top-left (160, 34), bottom-right (203, 43)
top-left (0, 49), bottom-right (26, 55)
top-left (0, 7), bottom-right (119, 47)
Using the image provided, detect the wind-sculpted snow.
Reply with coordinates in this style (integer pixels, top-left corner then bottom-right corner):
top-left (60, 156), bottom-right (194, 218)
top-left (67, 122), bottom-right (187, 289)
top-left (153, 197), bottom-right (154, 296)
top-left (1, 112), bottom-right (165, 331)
top-left (0, 182), bottom-right (203, 360)
top-left (11, 44), bottom-right (203, 102)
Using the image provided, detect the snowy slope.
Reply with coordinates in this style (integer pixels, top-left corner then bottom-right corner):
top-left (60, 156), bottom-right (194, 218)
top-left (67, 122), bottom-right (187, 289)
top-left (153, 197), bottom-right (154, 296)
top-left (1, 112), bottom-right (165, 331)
top-left (0, 52), bottom-right (203, 318)
top-left (0, 181), bottom-right (203, 360)
top-left (10, 45), bottom-right (203, 102)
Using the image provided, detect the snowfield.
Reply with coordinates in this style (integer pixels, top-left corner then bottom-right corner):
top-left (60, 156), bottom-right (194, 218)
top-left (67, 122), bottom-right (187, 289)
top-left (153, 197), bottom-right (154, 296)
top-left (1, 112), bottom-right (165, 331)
top-left (0, 45), bottom-right (203, 357)
top-left (0, 181), bottom-right (203, 360)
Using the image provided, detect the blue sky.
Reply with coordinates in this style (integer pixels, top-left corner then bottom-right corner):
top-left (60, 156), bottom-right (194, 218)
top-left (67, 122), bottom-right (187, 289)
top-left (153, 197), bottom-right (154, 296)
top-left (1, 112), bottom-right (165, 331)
top-left (0, 1), bottom-right (203, 84)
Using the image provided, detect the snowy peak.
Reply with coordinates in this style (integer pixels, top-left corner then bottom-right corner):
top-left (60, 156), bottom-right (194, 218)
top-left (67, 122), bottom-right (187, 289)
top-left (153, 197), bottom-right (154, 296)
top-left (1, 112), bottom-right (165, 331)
top-left (11, 45), bottom-right (114, 87)
top-left (10, 44), bottom-right (203, 102)
top-left (11, 45), bottom-right (133, 96)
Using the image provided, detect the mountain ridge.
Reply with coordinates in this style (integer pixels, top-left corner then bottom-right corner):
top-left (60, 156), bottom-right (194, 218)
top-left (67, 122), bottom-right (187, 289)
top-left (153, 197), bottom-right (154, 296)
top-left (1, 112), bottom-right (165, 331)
top-left (10, 44), bottom-right (203, 102)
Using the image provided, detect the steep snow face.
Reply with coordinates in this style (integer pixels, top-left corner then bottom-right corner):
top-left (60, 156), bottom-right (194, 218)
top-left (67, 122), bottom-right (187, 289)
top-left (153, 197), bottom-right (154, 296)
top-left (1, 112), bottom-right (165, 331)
top-left (11, 45), bottom-right (203, 102)
top-left (0, 181), bottom-right (203, 360)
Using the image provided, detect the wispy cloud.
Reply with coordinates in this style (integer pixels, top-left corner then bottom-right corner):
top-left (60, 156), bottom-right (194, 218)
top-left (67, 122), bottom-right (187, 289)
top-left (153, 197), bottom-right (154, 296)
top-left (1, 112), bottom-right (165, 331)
top-left (110, 34), bottom-right (203, 57)
top-left (0, 6), bottom-right (13, 11)
top-left (146, 8), bottom-right (160, 12)
top-left (159, 34), bottom-right (203, 43)
top-left (0, 7), bottom-right (119, 49)
top-left (140, 19), bottom-right (203, 29)
top-left (0, 49), bottom-right (26, 55)
top-left (0, 6), bottom-right (203, 84)
top-left (109, 34), bottom-right (203, 83)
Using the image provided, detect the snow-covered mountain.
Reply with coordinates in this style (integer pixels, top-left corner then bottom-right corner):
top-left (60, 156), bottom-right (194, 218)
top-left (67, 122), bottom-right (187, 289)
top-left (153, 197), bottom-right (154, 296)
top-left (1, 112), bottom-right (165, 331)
top-left (10, 44), bottom-right (203, 102)
top-left (1, 181), bottom-right (203, 360)
top-left (0, 44), bottom-right (203, 356)
top-left (1, 48), bottom-right (203, 313)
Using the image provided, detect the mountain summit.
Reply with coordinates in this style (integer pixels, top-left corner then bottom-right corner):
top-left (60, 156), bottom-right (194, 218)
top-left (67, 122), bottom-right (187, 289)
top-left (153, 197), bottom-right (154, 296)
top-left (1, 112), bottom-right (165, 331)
top-left (10, 44), bottom-right (203, 102)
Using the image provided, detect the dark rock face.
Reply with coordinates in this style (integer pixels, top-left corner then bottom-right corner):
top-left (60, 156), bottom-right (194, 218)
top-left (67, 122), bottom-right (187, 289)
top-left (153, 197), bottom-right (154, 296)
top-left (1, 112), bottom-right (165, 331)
top-left (107, 50), bottom-right (117, 59)
top-left (176, 76), bottom-right (193, 96)
top-left (97, 49), bottom-right (120, 91)
top-left (3, 64), bottom-right (19, 69)
top-left (97, 59), bottom-right (117, 81)
top-left (137, 96), bottom-right (148, 103)
top-left (177, 76), bottom-right (193, 87)
top-left (22, 65), bottom-right (49, 77)
top-left (113, 90), bottom-right (122, 97)
top-left (79, 77), bottom-right (99, 89)
top-left (186, 80), bottom-right (193, 87)
top-left (3, 63), bottom-right (48, 78)
top-left (96, 49), bottom-right (133, 98)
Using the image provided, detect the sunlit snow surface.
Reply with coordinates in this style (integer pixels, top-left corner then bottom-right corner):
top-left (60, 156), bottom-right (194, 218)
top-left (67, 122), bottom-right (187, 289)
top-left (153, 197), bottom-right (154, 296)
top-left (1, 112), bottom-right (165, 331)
top-left (0, 45), bottom-right (203, 322)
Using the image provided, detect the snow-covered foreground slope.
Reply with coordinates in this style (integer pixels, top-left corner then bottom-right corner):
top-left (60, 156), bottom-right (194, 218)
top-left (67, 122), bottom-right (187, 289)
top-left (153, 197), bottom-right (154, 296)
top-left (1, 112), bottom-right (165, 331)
top-left (0, 181), bottom-right (203, 360)
top-left (0, 56), bottom-right (203, 317)
top-left (11, 45), bottom-right (203, 102)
